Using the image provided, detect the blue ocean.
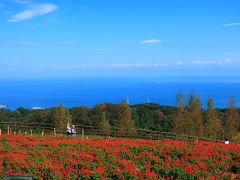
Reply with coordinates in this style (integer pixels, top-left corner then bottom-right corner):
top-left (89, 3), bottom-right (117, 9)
top-left (0, 78), bottom-right (239, 110)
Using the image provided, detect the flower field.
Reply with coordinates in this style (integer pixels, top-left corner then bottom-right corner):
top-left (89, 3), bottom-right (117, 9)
top-left (0, 135), bottom-right (240, 179)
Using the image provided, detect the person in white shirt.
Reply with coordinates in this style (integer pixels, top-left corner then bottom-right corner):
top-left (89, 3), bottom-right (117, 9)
top-left (66, 123), bottom-right (71, 135)
top-left (225, 139), bottom-right (230, 144)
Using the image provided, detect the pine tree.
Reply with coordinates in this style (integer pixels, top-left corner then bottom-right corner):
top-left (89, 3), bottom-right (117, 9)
top-left (174, 89), bottom-right (187, 134)
top-left (205, 97), bottom-right (222, 139)
top-left (186, 91), bottom-right (195, 135)
top-left (225, 97), bottom-right (239, 141)
top-left (186, 92), bottom-right (204, 136)
top-left (99, 112), bottom-right (111, 135)
top-left (192, 95), bottom-right (204, 137)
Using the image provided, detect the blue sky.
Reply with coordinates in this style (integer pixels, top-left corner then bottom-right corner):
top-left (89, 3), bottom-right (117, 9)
top-left (0, 0), bottom-right (240, 79)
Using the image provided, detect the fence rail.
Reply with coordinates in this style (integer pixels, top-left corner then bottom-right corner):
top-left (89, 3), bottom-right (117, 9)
top-left (0, 121), bottom-right (224, 143)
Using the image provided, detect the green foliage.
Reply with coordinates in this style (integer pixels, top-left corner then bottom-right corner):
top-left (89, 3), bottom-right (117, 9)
top-left (99, 112), bottom-right (111, 135)
top-left (52, 105), bottom-right (72, 131)
top-left (205, 97), bottom-right (222, 139)
top-left (0, 95), bottom-right (240, 141)
top-left (174, 89), bottom-right (187, 134)
top-left (70, 106), bottom-right (90, 125)
top-left (231, 164), bottom-right (240, 174)
top-left (225, 97), bottom-right (239, 141)
top-left (117, 104), bottom-right (136, 136)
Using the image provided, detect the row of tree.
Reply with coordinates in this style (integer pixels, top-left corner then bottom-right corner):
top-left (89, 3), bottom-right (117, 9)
top-left (174, 90), bottom-right (239, 141)
top-left (0, 90), bottom-right (239, 141)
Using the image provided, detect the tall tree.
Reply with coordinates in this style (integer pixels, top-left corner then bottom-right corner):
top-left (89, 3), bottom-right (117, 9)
top-left (174, 89), bottom-right (187, 134)
top-left (117, 104), bottom-right (136, 136)
top-left (225, 97), bottom-right (239, 141)
top-left (52, 105), bottom-right (72, 131)
top-left (192, 95), bottom-right (204, 137)
top-left (186, 92), bottom-right (204, 136)
top-left (89, 103), bottom-right (109, 126)
top-left (205, 97), bottom-right (222, 139)
top-left (99, 112), bottom-right (111, 135)
top-left (186, 92), bottom-right (195, 136)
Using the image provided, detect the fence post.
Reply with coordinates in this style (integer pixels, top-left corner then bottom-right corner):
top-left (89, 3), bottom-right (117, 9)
top-left (7, 125), bottom-right (9, 134)
top-left (0, 129), bottom-right (1, 135)
top-left (41, 131), bottom-right (44, 137)
top-left (82, 128), bottom-right (84, 139)
top-left (30, 130), bottom-right (32, 136)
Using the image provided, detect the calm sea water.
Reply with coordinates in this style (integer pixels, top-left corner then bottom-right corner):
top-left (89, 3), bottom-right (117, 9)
top-left (0, 78), bottom-right (239, 110)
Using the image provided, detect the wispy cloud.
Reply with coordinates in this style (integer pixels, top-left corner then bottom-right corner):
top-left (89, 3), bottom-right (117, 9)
top-left (223, 22), bottom-right (240, 27)
top-left (9, 3), bottom-right (58, 22)
top-left (42, 59), bottom-right (239, 71)
top-left (189, 59), bottom-right (232, 65)
top-left (101, 59), bottom-right (234, 68)
top-left (48, 63), bottom-right (171, 70)
top-left (95, 48), bottom-right (112, 51)
top-left (175, 61), bottom-right (184, 65)
top-left (140, 39), bottom-right (162, 44)
top-left (102, 63), bottom-right (169, 68)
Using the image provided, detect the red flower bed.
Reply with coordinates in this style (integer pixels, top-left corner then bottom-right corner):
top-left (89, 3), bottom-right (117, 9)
top-left (0, 134), bottom-right (240, 179)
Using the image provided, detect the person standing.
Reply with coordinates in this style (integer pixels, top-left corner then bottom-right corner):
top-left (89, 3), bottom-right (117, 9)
top-left (66, 123), bottom-right (71, 135)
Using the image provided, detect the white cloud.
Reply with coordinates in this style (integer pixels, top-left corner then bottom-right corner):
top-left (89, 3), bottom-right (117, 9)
top-left (140, 39), bottom-right (162, 44)
top-left (9, 3), bottom-right (58, 22)
top-left (175, 61), bottom-right (184, 65)
top-left (44, 60), bottom-right (239, 71)
top-left (220, 59), bottom-right (232, 64)
top-left (189, 59), bottom-right (232, 65)
top-left (189, 60), bottom-right (215, 65)
top-left (103, 63), bottom-right (169, 68)
top-left (101, 60), bottom-right (235, 68)
top-left (75, 63), bottom-right (171, 69)
top-left (223, 22), bottom-right (240, 27)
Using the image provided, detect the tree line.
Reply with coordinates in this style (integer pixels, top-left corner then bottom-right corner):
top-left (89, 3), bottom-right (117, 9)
top-left (0, 90), bottom-right (239, 141)
top-left (174, 90), bottom-right (239, 141)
